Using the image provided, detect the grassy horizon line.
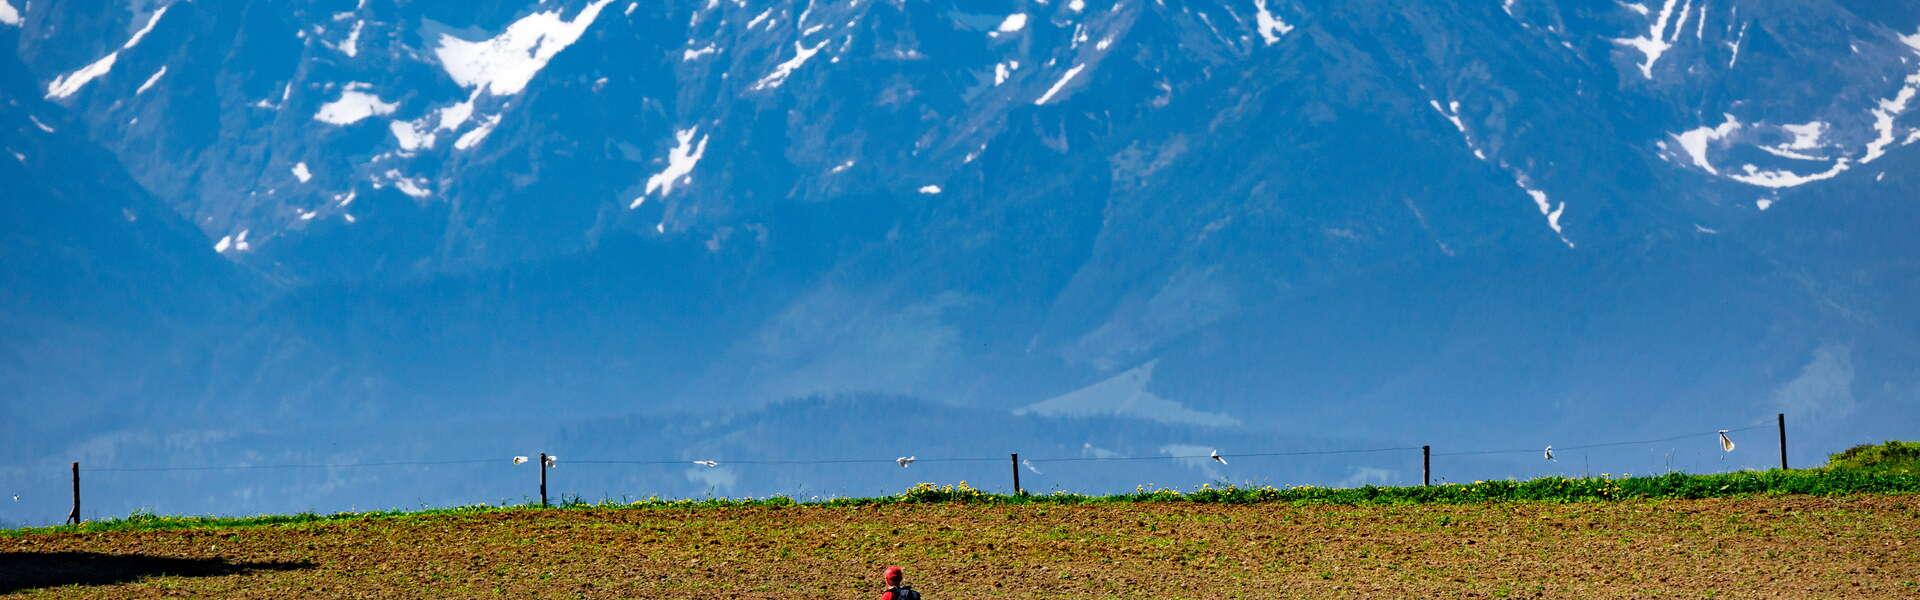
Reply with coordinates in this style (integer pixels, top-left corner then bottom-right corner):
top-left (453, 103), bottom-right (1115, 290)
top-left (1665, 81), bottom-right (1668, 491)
top-left (7, 467), bottom-right (1918, 537)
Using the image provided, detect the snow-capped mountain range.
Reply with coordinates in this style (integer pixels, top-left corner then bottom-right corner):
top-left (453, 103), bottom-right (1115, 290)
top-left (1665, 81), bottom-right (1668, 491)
top-left (4, 0), bottom-right (1919, 520)
top-left (16, 0), bottom-right (1915, 266)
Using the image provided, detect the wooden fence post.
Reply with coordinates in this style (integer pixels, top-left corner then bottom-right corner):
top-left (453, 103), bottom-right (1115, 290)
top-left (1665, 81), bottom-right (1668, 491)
top-left (1422, 446), bottom-right (1431, 486)
top-left (67, 462), bottom-right (80, 525)
top-left (539, 452), bottom-right (549, 507)
top-left (1776, 413), bottom-right (1788, 470)
top-left (1010, 453), bottom-right (1022, 496)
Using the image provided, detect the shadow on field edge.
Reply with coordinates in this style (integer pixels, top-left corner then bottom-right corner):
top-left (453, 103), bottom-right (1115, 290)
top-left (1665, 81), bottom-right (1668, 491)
top-left (0, 551), bottom-right (313, 593)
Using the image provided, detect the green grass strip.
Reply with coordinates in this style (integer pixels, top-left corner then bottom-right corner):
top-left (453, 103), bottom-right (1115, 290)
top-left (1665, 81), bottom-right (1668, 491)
top-left (7, 468), bottom-right (1917, 537)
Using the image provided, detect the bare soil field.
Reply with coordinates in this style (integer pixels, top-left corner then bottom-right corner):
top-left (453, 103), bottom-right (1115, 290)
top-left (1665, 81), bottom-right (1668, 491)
top-left (4, 495), bottom-right (1917, 598)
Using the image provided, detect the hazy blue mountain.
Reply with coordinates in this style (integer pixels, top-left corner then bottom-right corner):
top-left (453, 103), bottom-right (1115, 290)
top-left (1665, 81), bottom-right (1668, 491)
top-left (0, 42), bottom-right (254, 450)
top-left (3, 0), bottom-right (1919, 523)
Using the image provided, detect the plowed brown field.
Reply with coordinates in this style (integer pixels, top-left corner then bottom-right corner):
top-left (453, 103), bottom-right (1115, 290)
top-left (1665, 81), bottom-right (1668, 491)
top-left (4, 495), bottom-right (1917, 598)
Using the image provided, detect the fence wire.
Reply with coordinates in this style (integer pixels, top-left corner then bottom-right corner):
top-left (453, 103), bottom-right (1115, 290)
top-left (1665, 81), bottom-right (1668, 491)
top-left (1430, 421), bottom-right (1775, 457)
top-left (1, 415), bottom-right (1818, 526)
top-left (84, 459), bottom-right (505, 473)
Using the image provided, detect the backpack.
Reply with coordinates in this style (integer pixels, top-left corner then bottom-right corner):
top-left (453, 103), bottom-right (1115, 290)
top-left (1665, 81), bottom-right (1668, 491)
top-left (886, 584), bottom-right (922, 600)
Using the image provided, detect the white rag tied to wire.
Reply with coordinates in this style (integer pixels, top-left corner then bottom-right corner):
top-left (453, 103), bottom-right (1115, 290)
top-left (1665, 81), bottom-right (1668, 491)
top-left (1718, 430), bottom-right (1735, 452)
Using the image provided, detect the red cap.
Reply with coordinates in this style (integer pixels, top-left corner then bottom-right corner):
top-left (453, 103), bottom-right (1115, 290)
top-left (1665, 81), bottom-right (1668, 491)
top-left (883, 566), bottom-right (903, 585)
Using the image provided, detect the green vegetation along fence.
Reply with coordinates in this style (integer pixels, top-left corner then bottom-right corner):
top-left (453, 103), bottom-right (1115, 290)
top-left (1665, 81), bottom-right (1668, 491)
top-left (24, 412), bottom-right (1917, 528)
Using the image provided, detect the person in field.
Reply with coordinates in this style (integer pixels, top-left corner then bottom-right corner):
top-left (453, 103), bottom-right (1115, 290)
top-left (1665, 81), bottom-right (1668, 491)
top-left (880, 565), bottom-right (920, 600)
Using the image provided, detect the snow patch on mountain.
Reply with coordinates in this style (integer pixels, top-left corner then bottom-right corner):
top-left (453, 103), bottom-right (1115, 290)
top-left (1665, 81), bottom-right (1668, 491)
top-left (437, 93), bottom-right (478, 131)
top-left (753, 40), bottom-right (826, 91)
top-left (251, 83), bottom-right (294, 111)
top-left (1427, 98), bottom-right (1488, 161)
top-left (435, 0), bottom-right (612, 96)
top-left (214, 229), bottom-right (252, 253)
top-left (1728, 159), bottom-right (1851, 188)
top-left (1515, 175), bottom-right (1572, 248)
top-left (135, 66), bottom-right (167, 95)
top-left (994, 13), bottom-right (1028, 35)
top-left (1615, 0), bottom-right (1680, 79)
top-left (46, 6), bottom-right (170, 99)
top-left (454, 114), bottom-right (502, 150)
top-left (1862, 71), bottom-right (1919, 164)
top-left (313, 83), bottom-right (397, 125)
top-left (634, 126), bottom-right (708, 207)
top-left (28, 115), bottom-right (54, 133)
top-left (0, 0), bottom-right (19, 26)
top-left (1755, 145), bottom-right (1824, 161)
top-left (747, 8), bottom-right (773, 29)
top-left (1667, 0), bottom-right (1693, 44)
top-left (1667, 37), bottom-right (1920, 188)
top-left (1252, 0), bottom-right (1293, 45)
top-left (292, 162), bottom-right (312, 183)
top-left (1726, 21), bottom-right (1749, 68)
top-left (1429, 100), bottom-right (1466, 134)
top-left (378, 170), bottom-right (432, 198)
top-left (1859, 31), bottom-right (1920, 163)
top-left (1671, 114), bottom-right (1739, 174)
top-left (389, 89), bottom-right (501, 152)
top-left (918, 184), bottom-right (942, 194)
top-left (393, 180), bottom-right (430, 198)
top-left (1781, 121), bottom-right (1827, 150)
top-left (994, 61), bottom-right (1020, 85)
top-left (1035, 63), bottom-right (1086, 105)
top-left (327, 20), bottom-right (363, 58)
top-left (1428, 95), bottom-right (1570, 246)
top-left (389, 120), bottom-right (435, 151)
top-left (1693, 2), bottom-right (1707, 40)
top-left (1754, 121), bottom-right (1830, 160)
top-left (1668, 115), bottom-right (1855, 189)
